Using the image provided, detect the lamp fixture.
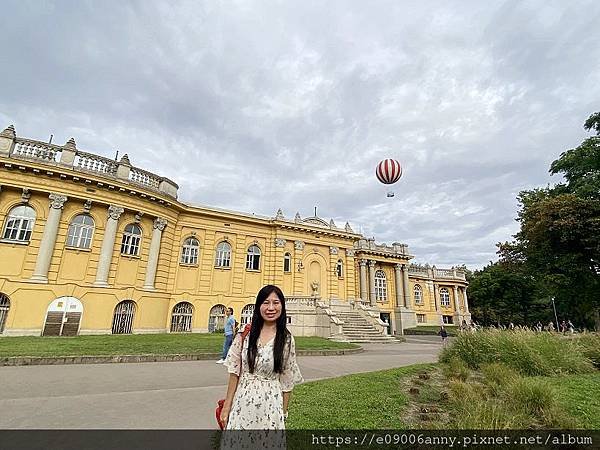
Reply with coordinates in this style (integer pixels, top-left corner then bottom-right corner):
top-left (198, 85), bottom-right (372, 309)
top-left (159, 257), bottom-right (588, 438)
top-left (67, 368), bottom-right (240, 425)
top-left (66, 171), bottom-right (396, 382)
top-left (297, 260), bottom-right (304, 272)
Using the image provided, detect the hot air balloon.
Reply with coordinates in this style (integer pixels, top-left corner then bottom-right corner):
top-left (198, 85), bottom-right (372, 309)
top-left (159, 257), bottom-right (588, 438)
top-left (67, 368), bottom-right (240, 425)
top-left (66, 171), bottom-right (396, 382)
top-left (376, 158), bottom-right (403, 197)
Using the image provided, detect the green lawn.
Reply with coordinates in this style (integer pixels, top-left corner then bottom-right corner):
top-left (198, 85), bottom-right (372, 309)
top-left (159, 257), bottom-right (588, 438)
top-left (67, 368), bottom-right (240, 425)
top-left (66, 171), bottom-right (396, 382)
top-left (547, 373), bottom-right (600, 429)
top-left (287, 364), bottom-right (433, 429)
top-left (286, 363), bottom-right (600, 430)
top-left (0, 334), bottom-right (358, 358)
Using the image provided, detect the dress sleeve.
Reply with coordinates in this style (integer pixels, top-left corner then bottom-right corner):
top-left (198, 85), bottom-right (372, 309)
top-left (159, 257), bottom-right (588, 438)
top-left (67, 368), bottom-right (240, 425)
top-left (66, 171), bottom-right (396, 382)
top-left (224, 332), bottom-right (243, 376)
top-left (279, 335), bottom-right (304, 392)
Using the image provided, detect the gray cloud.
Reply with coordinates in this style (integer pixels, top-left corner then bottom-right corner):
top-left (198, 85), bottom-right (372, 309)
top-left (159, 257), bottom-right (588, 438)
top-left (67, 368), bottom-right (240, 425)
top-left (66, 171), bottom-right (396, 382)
top-left (1, 0), bottom-right (599, 269)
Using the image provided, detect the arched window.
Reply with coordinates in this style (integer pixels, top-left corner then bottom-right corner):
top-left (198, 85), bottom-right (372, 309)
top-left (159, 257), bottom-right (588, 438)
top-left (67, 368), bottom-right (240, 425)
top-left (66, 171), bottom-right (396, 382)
top-left (246, 245), bottom-right (261, 270)
top-left (121, 224), bottom-right (142, 256)
top-left (241, 304), bottom-right (254, 325)
top-left (375, 270), bottom-right (387, 302)
top-left (440, 288), bottom-right (451, 307)
top-left (215, 241), bottom-right (231, 267)
top-left (208, 304), bottom-right (226, 332)
top-left (283, 252), bottom-right (291, 273)
top-left (0, 293), bottom-right (10, 334)
top-left (2, 205), bottom-right (36, 242)
top-left (112, 300), bottom-right (136, 334)
top-left (181, 237), bottom-right (200, 265)
top-left (66, 214), bottom-right (95, 249)
top-left (414, 284), bottom-right (423, 305)
top-left (170, 302), bottom-right (194, 332)
top-left (336, 259), bottom-right (343, 278)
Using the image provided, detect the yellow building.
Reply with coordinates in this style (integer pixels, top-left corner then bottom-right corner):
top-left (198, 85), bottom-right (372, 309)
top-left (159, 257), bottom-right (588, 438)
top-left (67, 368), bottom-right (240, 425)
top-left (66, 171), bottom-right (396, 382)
top-left (0, 125), bottom-right (470, 340)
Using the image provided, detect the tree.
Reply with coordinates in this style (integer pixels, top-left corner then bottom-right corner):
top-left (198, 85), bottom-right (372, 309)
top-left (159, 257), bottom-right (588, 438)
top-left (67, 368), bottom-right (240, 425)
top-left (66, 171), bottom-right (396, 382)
top-left (469, 112), bottom-right (600, 329)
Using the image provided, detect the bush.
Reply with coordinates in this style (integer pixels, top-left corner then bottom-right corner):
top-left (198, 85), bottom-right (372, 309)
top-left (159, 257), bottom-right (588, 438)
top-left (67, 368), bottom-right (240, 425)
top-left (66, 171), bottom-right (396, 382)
top-left (575, 333), bottom-right (600, 368)
top-left (442, 357), bottom-right (470, 382)
top-left (440, 329), bottom-right (594, 376)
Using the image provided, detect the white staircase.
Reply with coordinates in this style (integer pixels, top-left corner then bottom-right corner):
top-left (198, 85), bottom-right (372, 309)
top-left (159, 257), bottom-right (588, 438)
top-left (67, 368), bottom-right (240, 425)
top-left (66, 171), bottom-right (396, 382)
top-left (334, 310), bottom-right (397, 343)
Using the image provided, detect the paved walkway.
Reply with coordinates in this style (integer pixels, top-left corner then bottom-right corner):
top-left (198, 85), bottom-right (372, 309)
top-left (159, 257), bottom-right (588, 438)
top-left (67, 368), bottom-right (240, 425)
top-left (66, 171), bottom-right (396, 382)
top-left (0, 336), bottom-right (442, 429)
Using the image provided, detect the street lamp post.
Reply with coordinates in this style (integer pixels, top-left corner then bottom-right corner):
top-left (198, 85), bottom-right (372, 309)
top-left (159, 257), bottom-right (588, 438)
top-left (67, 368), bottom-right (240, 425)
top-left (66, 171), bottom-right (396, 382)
top-left (551, 297), bottom-right (560, 331)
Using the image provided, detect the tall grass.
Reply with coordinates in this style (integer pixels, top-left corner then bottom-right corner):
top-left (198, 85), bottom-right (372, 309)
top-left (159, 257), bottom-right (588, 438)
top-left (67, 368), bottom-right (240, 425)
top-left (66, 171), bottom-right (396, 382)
top-left (440, 330), bottom-right (594, 376)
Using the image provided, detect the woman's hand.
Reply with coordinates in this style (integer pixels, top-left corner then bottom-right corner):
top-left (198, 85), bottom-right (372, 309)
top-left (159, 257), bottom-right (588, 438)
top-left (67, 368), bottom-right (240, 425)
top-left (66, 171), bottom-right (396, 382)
top-left (220, 405), bottom-right (230, 429)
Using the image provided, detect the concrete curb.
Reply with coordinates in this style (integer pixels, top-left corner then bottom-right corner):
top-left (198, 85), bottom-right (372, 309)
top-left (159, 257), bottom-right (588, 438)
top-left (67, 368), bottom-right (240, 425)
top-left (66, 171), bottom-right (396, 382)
top-left (0, 347), bottom-right (364, 366)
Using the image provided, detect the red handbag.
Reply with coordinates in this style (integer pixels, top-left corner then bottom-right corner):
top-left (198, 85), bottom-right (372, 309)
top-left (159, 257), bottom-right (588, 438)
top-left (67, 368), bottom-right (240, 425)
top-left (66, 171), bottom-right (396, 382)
top-left (216, 323), bottom-right (251, 430)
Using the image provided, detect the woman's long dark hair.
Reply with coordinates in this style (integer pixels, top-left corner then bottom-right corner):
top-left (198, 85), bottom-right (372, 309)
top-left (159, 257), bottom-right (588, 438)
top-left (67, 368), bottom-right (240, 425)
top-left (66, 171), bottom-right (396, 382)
top-left (247, 285), bottom-right (290, 374)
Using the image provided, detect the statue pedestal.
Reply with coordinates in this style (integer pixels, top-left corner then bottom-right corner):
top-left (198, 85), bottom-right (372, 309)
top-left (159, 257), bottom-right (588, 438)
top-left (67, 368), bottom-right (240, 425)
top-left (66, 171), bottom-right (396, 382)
top-left (393, 307), bottom-right (417, 335)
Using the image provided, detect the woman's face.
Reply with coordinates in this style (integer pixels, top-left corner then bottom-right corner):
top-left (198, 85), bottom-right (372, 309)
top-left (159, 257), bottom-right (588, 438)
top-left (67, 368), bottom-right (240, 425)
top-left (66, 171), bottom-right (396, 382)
top-left (260, 291), bottom-right (282, 323)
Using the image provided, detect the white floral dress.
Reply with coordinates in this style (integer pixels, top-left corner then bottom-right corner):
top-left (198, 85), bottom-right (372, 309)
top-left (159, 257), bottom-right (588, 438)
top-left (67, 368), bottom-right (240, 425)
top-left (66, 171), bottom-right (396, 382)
top-left (224, 331), bottom-right (303, 430)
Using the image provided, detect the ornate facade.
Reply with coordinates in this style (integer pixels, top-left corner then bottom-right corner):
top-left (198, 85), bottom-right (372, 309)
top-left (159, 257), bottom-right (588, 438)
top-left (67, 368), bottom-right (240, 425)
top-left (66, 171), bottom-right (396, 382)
top-left (0, 125), bottom-right (470, 338)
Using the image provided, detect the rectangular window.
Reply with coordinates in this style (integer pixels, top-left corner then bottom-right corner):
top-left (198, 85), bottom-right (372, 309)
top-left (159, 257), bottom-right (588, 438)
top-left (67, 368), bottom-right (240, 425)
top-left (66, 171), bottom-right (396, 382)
top-left (283, 257), bottom-right (290, 273)
top-left (442, 315), bottom-right (453, 325)
top-left (417, 314), bottom-right (426, 323)
top-left (246, 254), bottom-right (260, 270)
top-left (121, 235), bottom-right (140, 256)
top-left (215, 251), bottom-right (230, 267)
top-left (3, 217), bottom-right (33, 242)
top-left (181, 247), bottom-right (198, 265)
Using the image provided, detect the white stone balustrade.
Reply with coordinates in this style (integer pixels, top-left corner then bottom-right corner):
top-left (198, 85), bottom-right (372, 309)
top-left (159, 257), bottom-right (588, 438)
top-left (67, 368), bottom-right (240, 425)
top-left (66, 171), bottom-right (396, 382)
top-left (12, 139), bottom-right (61, 162)
top-left (1, 127), bottom-right (179, 199)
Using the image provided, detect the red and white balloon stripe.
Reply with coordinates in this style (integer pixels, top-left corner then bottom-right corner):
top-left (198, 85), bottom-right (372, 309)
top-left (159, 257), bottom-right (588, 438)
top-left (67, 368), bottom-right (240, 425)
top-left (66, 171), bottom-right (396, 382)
top-left (375, 159), bottom-right (402, 185)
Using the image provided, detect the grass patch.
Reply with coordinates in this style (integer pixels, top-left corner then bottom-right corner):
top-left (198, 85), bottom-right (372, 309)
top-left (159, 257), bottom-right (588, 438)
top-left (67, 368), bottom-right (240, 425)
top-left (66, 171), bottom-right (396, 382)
top-left (0, 334), bottom-right (358, 357)
top-left (440, 330), bottom-right (595, 376)
top-left (546, 373), bottom-right (600, 429)
top-left (574, 333), bottom-right (600, 368)
top-left (287, 364), bottom-right (433, 429)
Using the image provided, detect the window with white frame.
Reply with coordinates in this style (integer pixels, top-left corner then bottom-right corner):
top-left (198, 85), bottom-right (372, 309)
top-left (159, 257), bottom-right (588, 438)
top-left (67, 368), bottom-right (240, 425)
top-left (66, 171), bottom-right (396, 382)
top-left (66, 214), bottom-right (94, 249)
top-left (336, 260), bottom-right (343, 277)
top-left (283, 252), bottom-right (291, 273)
top-left (2, 205), bottom-right (36, 242)
top-left (443, 315), bottom-right (453, 324)
top-left (417, 313), bottom-right (426, 323)
top-left (246, 245), bottom-right (261, 270)
top-left (440, 288), bottom-right (451, 307)
top-left (374, 269), bottom-right (387, 302)
top-left (121, 224), bottom-right (142, 256)
top-left (241, 304), bottom-right (254, 325)
top-left (215, 241), bottom-right (231, 267)
top-left (181, 237), bottom-right (200, 265)
top-left (414, 284), bottom-right (423, 305)
top-left (208, 304), bottom-right (226, 332)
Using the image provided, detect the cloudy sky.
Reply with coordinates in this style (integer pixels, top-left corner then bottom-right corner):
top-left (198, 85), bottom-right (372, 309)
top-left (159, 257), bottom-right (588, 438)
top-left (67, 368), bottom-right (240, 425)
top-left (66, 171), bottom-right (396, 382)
top-left (1, 0), bottom-right (599, 269)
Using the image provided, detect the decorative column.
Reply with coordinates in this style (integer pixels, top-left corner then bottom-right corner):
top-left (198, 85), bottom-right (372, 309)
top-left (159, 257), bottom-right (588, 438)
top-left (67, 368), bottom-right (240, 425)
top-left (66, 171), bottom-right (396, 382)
top-left (359, 259), bottom-right (368, 302)
top-left (394, 264), bottom-right (403, 308)
top-left (433, 283), bottom-right (440, 311)
top-left (94, 205), bottom-right (124, 286)
top-left (144, 217), bottom-right (167, 290)
top-left (463, 287), bottom-right (470, 314)
top-left (453, 285), bottom-right (460, 312)
top-left (30, 193), bottom-right (68, 282)
top-left (293, 240), bottom-right (304, 295)
top-left (402, 264), bottom-right (412, 309)
top-left (346, 249), bottom-right (356, 301)
top-left (368, 260), bottom-right (376, 305)
top-left (273, 238), bottom-right (286, 287)
top-left (329, 246), bottom-right (339, 300)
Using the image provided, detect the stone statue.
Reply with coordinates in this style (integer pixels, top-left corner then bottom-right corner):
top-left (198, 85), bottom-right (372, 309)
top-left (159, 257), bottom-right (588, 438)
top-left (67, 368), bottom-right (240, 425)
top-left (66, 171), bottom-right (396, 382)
top-left (311, 281), bottom-right (319, 297)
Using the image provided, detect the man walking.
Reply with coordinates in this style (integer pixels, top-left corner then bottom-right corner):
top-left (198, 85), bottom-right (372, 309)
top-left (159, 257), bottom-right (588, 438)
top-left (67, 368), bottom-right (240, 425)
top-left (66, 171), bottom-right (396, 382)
top-left (217, 307), bottom-right (236, 364)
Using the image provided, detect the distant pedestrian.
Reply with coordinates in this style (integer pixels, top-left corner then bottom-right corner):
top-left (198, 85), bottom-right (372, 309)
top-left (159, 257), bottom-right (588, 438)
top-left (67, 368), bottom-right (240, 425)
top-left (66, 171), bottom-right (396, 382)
top-left (567, 320), bottom-right (575, 334)
top-left (217, 308), bottom-right (236, 364)
top-left (438, 326), bottom-right (448, 345)
top-left (560, 320), bottom-right (567, 333)
top-left (536, 321), bottom-right (543, 332)
top-left (547, 321), bottom-right (555, 332)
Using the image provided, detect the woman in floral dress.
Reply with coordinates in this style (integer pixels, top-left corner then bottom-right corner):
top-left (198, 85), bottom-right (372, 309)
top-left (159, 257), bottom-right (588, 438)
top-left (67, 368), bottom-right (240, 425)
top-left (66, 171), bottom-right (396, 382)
top-left (220, 284), bottom-right (303, 430)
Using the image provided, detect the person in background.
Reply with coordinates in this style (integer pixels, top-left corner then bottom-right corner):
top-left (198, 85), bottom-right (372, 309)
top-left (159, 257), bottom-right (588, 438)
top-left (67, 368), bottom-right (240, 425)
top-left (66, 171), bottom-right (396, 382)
top-left (217, 308), bottom-right (236, 364)
top-left (438, 326), bottom-right (448, 345)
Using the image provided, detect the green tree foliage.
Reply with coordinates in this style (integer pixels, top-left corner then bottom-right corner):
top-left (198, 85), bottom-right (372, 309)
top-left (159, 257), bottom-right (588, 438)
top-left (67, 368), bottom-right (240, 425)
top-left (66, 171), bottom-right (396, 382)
top-left (469, 113), bottom-right (600, 329)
